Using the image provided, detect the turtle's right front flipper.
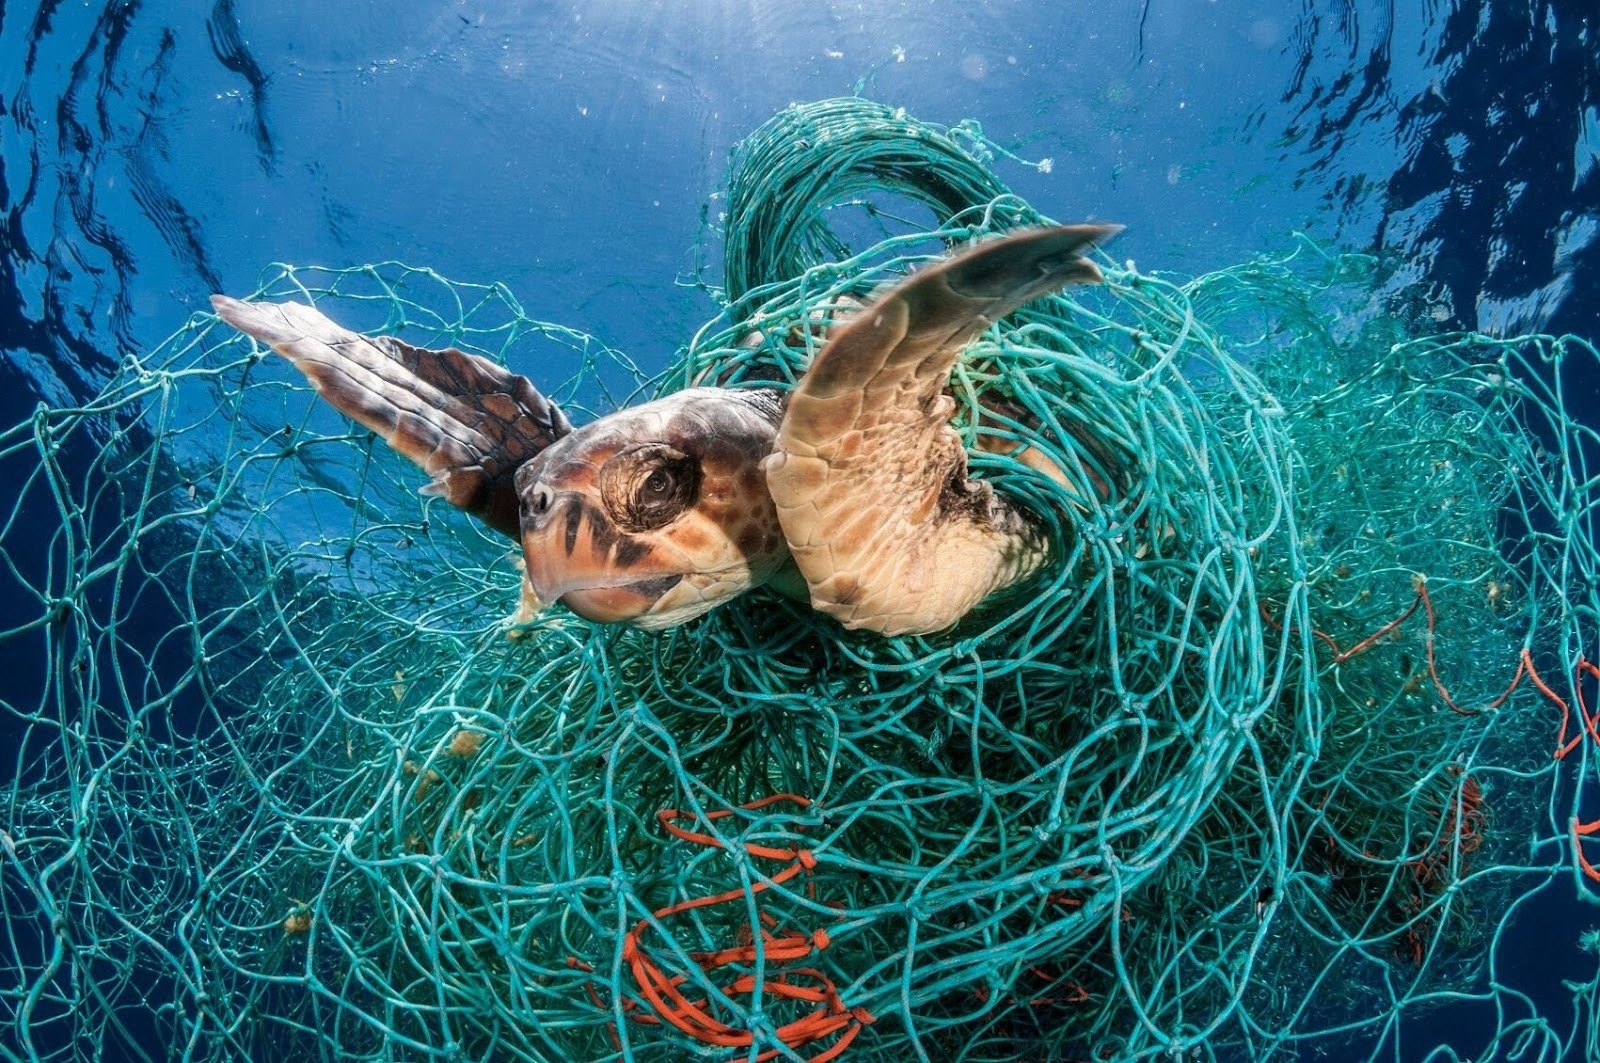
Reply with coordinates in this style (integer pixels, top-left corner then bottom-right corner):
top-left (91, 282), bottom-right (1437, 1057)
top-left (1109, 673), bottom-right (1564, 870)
top-left (766, 225), bottom-right (1118, 636)
top-left (211, 295), bottom-right (571, 539)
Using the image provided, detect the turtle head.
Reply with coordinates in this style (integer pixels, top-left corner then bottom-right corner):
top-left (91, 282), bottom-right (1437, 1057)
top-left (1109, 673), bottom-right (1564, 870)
top-left (512, 388), bottom-right (788, 629)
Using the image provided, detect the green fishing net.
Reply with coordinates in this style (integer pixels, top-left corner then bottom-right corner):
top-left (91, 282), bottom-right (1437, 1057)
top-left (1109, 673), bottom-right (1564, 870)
top-left (3, 97), bottom-right (1598, 1062)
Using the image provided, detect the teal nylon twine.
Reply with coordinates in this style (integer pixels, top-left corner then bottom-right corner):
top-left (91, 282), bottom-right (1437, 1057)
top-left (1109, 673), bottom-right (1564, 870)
top-left (0, 97), bottom-right (1594, 1062)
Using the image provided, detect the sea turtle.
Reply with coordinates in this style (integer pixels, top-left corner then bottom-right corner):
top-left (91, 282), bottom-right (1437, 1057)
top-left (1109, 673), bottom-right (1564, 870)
top-left (211, 224), bottom-right (1119, 636)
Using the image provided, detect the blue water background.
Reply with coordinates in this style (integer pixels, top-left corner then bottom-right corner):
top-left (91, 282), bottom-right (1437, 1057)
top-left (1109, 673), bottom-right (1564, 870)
top-left (2, 2), bottom-right (1597, 1059)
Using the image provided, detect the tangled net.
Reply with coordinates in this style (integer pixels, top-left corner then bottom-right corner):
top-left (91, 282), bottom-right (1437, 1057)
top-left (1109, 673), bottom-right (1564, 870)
top-left (3, 98), bottom-right (1599, 1062)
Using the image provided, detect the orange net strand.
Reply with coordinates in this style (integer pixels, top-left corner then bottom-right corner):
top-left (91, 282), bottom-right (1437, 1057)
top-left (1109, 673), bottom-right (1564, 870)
top-left (1575, 658), bottom-right (1600, 755)
top-left (1256, 583), bottom-right (1419, 664)
top-left (1572, 819), bottom-right (1600, 884)
top-left (1413, 576), bottom-right (1538, 716)
top-left (605, 794), bottom-right (871, 1060)
top-left (1332, 590), bottom-right (1423, 664)
top-left (1266, 577), bottom-right (1537, 716)
top-left (1524, 649), bottom-right (1579, 758)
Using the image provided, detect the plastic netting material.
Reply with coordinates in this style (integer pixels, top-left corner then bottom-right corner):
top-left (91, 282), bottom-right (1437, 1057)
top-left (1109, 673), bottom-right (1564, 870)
top-left (3, 98), bottom-right (1599, 1061)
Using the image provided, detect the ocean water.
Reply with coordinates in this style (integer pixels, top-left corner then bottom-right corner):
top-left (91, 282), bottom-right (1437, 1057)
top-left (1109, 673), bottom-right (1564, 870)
top-left (2, 2), bottom-right (1598, 1060)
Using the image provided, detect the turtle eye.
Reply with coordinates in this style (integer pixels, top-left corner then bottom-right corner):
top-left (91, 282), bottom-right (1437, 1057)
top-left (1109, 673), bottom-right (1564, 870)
top-left (642, 468), bottom-right (673, 500)
top-left (599, 444), bottom-right (700, 531)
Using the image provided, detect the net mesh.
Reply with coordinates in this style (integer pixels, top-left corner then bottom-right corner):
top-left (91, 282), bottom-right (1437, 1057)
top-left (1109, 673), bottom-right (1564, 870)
top-left (2, 97), bottom-right (1598, 1062)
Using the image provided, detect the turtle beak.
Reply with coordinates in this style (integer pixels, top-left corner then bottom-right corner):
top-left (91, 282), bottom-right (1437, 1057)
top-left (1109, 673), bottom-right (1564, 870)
top-left (518, 487), bottom-right (683, 623)
top-left (558, 580), bottom-right (686, 624)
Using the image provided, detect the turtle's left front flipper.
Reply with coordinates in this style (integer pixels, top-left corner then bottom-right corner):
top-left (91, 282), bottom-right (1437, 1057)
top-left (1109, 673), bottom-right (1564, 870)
top-left (764, 225), bottom-right (1118, 635)
top-left (211, 295), bottom-right (570, 539)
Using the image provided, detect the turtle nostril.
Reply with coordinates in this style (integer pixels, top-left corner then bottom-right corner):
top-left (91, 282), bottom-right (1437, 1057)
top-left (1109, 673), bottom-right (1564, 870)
top-left (530, 485), bottom-right (553, 516)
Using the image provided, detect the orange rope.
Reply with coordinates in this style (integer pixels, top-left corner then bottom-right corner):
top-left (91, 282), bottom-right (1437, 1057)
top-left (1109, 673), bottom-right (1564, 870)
top-left (1256, 601), bottom-right (1342, 657)
top-left (582, 794), bottom-right (871, 1059)
top-left (1575, 658), bottom-right (1600, 755)
top-left (1270, 579), bottom-right (1600, 890)
top-left (1409, 576), bottom-right (1527, 716)
top-left (1572, 819), bottom-right (1600, 883)
top-left (1527, 654), bottom-right (1600, 884)
top-left (1560, 659), bottom-right (1600, 884)
top-left (1333, 590), bottom-right (1422, 664)
top-left (1256, 582), bottom-right (1416, 663)
top-left (1265, 576), bottom-right (1534, 715)
top-left (1524, 650), bottom-right (1579, 758)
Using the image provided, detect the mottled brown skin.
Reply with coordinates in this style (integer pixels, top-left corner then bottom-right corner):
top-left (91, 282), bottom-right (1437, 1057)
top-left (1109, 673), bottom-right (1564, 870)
top-left (209, 296), bottom-right (571, 538)
top-left (765, 224), bottom-right (1119, 634)
top-left (509, 388), bottom-right (788, 628)
top-left (211, 294), bottom-right (789, 629)
top-left (210, 224), bottom-right (1118, 634)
